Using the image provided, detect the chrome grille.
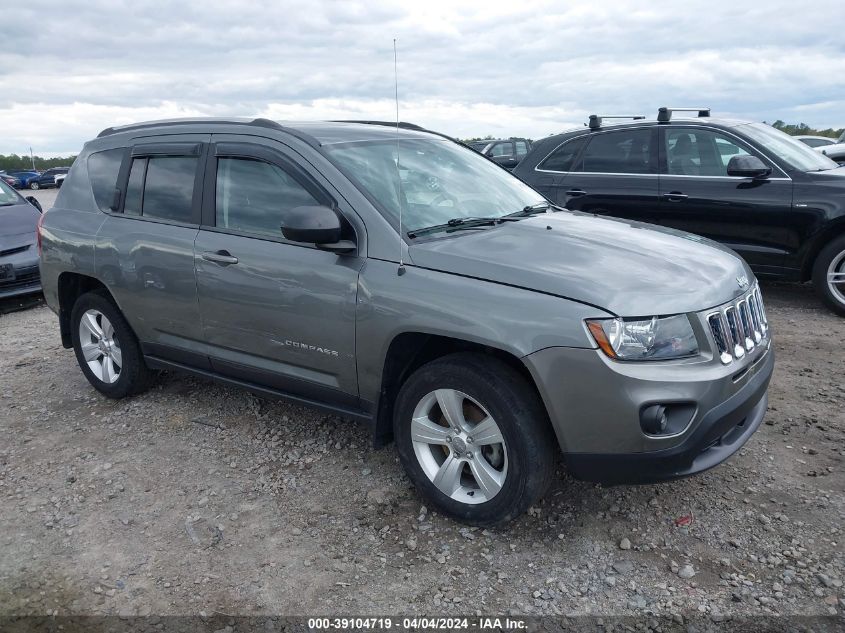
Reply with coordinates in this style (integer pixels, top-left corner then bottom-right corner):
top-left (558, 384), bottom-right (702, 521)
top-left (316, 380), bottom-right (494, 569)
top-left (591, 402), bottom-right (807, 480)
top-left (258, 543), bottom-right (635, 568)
top-left (707, 286), bottom-right (769, 365)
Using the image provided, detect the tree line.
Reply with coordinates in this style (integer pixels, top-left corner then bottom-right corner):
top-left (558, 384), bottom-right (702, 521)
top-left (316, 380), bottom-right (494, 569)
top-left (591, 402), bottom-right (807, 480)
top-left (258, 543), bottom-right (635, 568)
top-left (768, 120), bottom-right (844, 139)
top-left (0, 154), bottom-right (76, 172)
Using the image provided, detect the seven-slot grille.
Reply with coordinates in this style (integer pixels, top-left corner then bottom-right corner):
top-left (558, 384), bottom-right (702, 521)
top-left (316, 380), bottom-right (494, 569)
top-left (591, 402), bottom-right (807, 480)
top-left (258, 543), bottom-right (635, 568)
top-left (707, 286), bottom-right (768, 365)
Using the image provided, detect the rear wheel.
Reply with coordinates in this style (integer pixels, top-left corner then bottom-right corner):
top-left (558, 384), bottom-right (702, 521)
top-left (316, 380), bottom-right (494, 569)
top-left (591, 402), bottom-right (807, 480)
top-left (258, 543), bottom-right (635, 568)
top-left (393, 353), bottom-right (557, 526)
top-left (812, 235), bottom-right (845, 316)
top-left (70, 291), bottom-right (154, 398)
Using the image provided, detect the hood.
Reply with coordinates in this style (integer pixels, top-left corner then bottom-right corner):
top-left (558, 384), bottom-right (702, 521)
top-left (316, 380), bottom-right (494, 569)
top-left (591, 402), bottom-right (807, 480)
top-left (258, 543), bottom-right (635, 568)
top-left (408, 212), bottom-right (753, 316)
top-left (0, 202), bottom-right (39, 250)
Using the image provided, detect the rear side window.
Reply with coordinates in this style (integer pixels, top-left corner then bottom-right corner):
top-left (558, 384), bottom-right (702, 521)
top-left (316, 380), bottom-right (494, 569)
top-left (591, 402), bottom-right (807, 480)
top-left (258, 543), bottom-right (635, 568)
top-left (87, 148), bottom-right (124, 212)
top-left (538, 136), bottom-right (586, 172)
top-left (215, 157), bottom-right (319, 238)
top-left (580, 129), bottom-right (654, 174)
top-left (489, 142), bottom-right (514, 157)
top-left (122, 155), bottom-right (197, 222)
top-left (515, 141), bottom-right (529, 158)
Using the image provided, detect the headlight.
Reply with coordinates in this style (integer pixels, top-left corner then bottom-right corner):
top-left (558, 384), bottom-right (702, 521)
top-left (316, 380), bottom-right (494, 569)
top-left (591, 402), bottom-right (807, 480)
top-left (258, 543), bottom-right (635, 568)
top-left (586, 315), bottom-right (699, 361)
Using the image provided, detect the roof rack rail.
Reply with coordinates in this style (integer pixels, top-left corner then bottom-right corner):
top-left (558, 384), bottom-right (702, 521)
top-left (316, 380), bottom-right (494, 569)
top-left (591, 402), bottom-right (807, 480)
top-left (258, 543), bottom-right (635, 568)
top-left (588, 114), bottom-right (646, 130)
top-left (331, 120), bottom-right (469, 146)
top-left (657, 106), bottom-right (710, 122)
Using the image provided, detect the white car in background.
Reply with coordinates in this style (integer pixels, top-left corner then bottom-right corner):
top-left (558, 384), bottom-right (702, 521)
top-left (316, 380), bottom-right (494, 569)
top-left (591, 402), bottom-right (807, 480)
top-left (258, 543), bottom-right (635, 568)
top-left (795, 134), bottom-right (839, 148)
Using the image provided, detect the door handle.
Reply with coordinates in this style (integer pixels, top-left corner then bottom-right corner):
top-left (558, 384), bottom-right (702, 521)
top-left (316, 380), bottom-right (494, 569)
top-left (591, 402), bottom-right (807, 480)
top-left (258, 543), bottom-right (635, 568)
top-left (202, 250), bottom-right (239, 265)
top-left (663, 191), bottom-right (688, 201)
top-left (566, 188), bottom-right (587, 197)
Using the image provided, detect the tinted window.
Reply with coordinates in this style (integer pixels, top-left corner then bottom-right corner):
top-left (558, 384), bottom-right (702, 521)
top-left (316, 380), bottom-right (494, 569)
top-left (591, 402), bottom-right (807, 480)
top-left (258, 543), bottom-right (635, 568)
top-left (539, 136), bottom-right (586, 172)
top-left (666, 129), bottom-right (753, 177)
top-left (515, 141), bottom-right (528, 158)
top-left (489, 142), bottom-right (514, 157)
top-left (87, 149), bottom-right (124, 212)
top-left (123, 158), bottom-right (145, 215)
top-left (216, 157), bottom-right (319, 238)
top-left (581, 129), bottom-right (653, 174)
top-left (142, 156), bottom-right (197, 222)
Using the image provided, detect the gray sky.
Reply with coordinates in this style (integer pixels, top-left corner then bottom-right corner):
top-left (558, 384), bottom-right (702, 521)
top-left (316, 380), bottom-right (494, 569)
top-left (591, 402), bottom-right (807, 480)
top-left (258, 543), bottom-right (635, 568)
top-left (2, 0), bottom-right (844, 155)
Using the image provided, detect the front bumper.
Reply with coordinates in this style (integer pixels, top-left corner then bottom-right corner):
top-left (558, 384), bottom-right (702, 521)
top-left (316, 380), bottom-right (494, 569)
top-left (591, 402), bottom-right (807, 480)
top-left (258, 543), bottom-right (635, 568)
top-left (524, 328), bottom-right (774, 485)
top-left (565, 348), bottom-right (772, 484)
top-left (0, 265), bottom-right (42, 299)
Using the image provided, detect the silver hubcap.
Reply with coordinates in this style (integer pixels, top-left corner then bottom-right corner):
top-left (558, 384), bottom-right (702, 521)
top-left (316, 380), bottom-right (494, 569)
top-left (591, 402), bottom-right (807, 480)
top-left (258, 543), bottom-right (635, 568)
top-left (827, 250), bottom-right (845, 305)
top-left (411, 389), bottom-right (508, 505)
top-left (78, 309), bottom-right (122, 384)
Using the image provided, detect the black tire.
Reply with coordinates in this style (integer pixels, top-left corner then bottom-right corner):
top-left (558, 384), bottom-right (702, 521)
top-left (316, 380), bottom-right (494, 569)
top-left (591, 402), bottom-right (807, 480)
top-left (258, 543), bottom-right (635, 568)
top-left (70, 290), bottom-right (154, 398)
top-left (29, 181), bottom-right (39, 190)
top-left (393, 353), bottom-right (557, 526)
top-left (812, 234), bottom-right (845, 317)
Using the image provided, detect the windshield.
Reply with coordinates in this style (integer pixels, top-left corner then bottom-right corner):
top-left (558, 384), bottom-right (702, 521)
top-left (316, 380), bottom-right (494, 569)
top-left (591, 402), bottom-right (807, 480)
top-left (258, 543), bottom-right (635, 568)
top-left (0, 178), bottom-right (21, 205)
top-left (740, 123), bottom-right (838, 172)
top-left (325, 138), bottom-right (545, 233)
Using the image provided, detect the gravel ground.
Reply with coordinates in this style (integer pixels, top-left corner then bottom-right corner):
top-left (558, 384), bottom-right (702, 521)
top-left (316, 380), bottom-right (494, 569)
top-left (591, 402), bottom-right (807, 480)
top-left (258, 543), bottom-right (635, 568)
top-left (0, 253), bottom-right (843, 623)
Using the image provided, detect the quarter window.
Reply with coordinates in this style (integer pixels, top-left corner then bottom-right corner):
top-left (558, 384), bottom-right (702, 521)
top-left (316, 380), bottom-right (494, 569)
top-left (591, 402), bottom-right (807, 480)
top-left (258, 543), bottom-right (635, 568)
top-left (215, 157), bottom-right (319, 238)
top-left (665, 129), bottom-right (754, 177)
top-left (538, 136), bottom-right (586, 172)
top-left (87, 148), bottom-right (124, 212)
top-left (580, 129), bottom-right (654, 174)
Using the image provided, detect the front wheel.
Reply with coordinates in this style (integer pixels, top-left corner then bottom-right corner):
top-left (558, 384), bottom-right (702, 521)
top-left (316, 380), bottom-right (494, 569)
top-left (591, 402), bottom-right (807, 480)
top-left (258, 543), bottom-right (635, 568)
top-left (29, 181), bottom-right (39, 190)
top-left (393, 353), bottom-right (557, 526)
top-left (812, 235), bottom-right (845, 316)
top-left (70, 291), bottom-right (154, 398)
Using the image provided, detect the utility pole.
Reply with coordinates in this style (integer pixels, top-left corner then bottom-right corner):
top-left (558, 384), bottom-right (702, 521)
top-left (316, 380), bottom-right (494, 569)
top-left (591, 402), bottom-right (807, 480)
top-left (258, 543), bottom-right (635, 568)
top-left (30, 147), bottom-right (35, 170)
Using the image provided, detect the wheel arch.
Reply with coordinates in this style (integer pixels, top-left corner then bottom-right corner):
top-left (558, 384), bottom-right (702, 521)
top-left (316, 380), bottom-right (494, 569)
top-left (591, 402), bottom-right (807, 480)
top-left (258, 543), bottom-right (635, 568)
top-left (57, 273), bottom-right (116, 348)
top-left (371, 331), bottom-right (546, 448)
top-left (800, 219), bottom-right (845, 281)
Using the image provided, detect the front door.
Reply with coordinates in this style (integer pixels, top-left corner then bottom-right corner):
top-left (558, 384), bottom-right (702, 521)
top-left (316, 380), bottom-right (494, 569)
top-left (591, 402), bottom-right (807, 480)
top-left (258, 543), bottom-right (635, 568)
top-left (557, 127), bottom-right (660, 225)
top-left (194, 136), bottom-right (363, 407)
top-left (655, 126), bottom-right (794, 273)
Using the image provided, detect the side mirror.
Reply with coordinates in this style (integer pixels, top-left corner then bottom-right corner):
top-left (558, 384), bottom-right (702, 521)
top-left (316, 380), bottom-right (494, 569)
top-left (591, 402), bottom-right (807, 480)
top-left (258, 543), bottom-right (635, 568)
top-left (727, 155), bottom-right (771, 179)
top-left (281, 205), bottom-right (355, 254)
top-left (25, 196), bottom-right (42, 213)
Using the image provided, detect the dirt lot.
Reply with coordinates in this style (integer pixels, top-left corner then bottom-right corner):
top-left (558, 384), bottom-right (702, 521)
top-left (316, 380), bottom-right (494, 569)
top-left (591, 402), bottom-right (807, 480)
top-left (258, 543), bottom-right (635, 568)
top-left (0, 242), bottom-right (843, 624)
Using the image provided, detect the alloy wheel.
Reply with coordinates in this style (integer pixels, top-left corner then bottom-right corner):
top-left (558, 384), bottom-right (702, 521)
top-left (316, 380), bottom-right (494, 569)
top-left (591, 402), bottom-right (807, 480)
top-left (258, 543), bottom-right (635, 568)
top-left (410, 389), bottom-right (508, 504)
top-left (828, 249), bottom-right (845, 306)
top-left (78, 309), bottom-right (122, 384)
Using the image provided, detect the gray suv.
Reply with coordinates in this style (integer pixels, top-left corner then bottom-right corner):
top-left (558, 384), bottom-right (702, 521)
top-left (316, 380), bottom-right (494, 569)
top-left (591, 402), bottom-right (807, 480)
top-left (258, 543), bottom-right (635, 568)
top-left (39, 118), bottom-right (774, 525)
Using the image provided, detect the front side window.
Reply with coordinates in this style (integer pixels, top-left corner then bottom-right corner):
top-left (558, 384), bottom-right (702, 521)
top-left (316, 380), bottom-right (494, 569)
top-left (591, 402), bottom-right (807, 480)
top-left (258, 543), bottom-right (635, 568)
top-left (215, 157), bottom-right (319, 238)
top-left (325, 138), bottom-right (545, 233)
top-left (489, 142), bottom-right (514, 157)
top-left (665, 129), bottom-right (754, 177)
top-left (538, 136), bottom-right (586, 172)
top-left (580, 129), bottom-right (654, 174)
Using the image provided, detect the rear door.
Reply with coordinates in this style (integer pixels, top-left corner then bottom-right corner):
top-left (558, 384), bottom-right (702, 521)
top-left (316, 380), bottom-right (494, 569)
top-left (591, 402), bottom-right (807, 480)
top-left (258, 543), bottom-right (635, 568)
top-left (655, 126), bottom-right (794, 272)
top-left (556, 127), bottom-right (660, 224)
top-left (95, 136), bottom-right (208, 366)
top-left (193, 135), bottom-right (363, 408)
top-left (488, 141), bottom-right (518, 169)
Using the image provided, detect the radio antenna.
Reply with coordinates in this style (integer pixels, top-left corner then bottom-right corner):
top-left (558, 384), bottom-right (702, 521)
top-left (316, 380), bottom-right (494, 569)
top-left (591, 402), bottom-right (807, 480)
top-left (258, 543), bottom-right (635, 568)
top-left (394, 38), bottom-right (406, 276)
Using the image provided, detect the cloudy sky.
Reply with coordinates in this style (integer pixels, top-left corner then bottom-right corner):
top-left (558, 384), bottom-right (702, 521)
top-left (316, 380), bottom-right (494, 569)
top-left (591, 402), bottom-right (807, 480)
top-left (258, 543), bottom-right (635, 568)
top-left (1, 0), bottom-right (844, 155)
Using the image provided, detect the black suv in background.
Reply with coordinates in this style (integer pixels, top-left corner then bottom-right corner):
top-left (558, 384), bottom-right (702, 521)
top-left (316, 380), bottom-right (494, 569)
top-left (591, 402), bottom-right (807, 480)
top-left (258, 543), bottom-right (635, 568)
top-left (468, 138), bottom-right (532, 169)
top-left (514, 107), bottom-right (845, 315)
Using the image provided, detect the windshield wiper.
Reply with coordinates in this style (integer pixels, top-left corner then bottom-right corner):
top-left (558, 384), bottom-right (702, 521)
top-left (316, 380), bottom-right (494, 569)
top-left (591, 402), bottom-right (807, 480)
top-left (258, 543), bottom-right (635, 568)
top-left (408, 215), bottom-right (519, 238)
top-left (504, 201), bottom-right (566, 218)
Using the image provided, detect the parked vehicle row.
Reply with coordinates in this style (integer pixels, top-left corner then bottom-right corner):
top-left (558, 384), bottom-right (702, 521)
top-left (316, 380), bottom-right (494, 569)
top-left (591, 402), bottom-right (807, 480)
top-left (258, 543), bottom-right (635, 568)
top-left (36, 117), bottom-right (773, 526)
top-left (1, 167), bottom-right (70, 190)
top-left (513, 107), bottom-right (845, 316)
